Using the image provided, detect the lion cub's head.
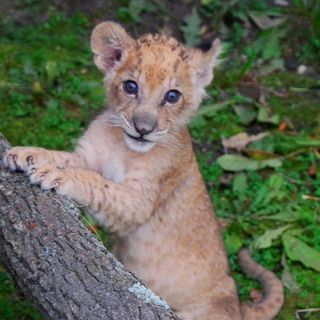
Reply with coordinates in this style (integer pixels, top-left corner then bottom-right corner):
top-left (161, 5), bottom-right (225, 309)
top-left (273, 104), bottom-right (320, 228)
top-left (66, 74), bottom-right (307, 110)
top-left (91, 22), bottom-right (221, 152)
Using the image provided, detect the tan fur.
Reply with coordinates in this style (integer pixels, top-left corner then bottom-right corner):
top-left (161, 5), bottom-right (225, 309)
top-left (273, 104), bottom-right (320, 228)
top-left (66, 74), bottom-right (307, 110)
top-left (3, 22), bottom-right (283, 320)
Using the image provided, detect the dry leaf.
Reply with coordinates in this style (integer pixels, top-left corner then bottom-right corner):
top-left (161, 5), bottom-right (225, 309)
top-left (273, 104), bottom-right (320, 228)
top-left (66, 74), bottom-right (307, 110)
top-left (278, 121), bottom-right (287, 132)
top-left (222, 132), bottom-right (269, 151)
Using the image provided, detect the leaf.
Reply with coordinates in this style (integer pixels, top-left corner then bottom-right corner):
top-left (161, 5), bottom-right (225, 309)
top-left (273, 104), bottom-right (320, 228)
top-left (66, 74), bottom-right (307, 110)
top-left (249, 28), bottom-right (286, 61)
top-left (251, 184), bottom-right (270, 208)
top-left (271, 132), bottom-right (320, 154)
top-left (251, 174), bottom-right (286, 208)
top-left (233, 105), bottom-right (257, 124)
top-left (258, 211), bottom-right (301, 222)
top-left (283, 234), bottom-right (320, 272)
top-left (232, 173), bottom-right (248, 194)
top-left (257, 107), bottom-right (280, 125)
top-left (253, 225), bottom-right (291, 249)
top-left (257, 203), bottom-right (302, 222)
top-left (217, 155), bottom-right (282, 172)
top-left (222, 132), bottom-right (269, 151)
top-left (117, 0), bottom-right (156, 23)
top-left (281, 254), bottom-right (300, 293)
top-left (249, 11), bottom-right (287, 30)
top-left (225, 232), bottom-right (243, 255)
top-left (191, 100), bottom-right (234, 124)
top-left (181, 8), bottom-right (201, 46)
top-left (116, 7), bottom-right (133, 22)
top-left (268, 174), bottom-right (284, 190)
top-left (245, 149), bottom-right (277, 160)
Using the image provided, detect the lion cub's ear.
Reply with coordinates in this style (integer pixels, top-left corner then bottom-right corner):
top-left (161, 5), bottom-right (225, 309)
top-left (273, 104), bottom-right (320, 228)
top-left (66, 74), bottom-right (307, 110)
top-left (91, 21), bottom-right (135, 73)
top-left (191, 39), bottom-right (222, 88)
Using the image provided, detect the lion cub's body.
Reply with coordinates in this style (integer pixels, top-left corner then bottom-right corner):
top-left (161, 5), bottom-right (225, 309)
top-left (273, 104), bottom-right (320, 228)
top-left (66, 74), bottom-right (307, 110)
top-left (79, 121), bottom-right (238, 319)
top-left (4, 22), bottom-right (283, 320)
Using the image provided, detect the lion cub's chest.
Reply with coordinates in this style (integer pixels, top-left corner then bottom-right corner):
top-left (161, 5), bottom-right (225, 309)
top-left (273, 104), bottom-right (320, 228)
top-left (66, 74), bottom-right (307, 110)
top-left (102, 157), bottom-right (126, 183)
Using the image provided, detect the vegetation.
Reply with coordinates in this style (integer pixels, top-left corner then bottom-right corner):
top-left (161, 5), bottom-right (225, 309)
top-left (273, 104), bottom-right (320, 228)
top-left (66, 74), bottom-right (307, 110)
top-left (0, 0), bottom-right (319, 319)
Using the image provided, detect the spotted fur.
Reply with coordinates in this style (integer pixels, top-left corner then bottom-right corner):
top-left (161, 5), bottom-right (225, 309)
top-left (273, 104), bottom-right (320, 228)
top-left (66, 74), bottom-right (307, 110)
top-left (3, 21), bottom-right (283, 319)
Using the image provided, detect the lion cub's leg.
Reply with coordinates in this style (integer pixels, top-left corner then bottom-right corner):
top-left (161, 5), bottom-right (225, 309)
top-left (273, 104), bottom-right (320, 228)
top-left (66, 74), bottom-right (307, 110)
top-left (3, 147), bottom-right (87, 172)
top-left (20, 165), bottom-right (157, 235)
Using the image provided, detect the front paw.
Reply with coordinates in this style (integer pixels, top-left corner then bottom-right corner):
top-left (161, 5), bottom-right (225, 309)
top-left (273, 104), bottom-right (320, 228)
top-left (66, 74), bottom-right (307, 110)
top-left (29, 164), bottom-right (66, 191)
top-left (3, 147), bottom-right (50, 172)
top-left (28, 164), bottom-right (79, 202)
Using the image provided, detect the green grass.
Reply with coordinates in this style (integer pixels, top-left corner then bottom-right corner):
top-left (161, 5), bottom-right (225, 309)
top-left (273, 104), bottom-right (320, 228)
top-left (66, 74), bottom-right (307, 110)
top-left (0, 267), bottom-right (43, 320)
top-left (0, 2), bottom-right (320, 319)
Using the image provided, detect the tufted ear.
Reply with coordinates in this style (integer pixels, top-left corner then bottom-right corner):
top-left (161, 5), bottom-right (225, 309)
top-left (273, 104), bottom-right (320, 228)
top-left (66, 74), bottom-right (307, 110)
top-left (90, 21), bottom-right (135, 73)
top-left (191, 39), bottom-right (222, 87)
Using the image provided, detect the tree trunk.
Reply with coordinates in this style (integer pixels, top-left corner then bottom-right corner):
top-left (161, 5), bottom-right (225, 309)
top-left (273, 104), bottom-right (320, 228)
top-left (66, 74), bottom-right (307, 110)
top-left (0, 133), bottom-right (179, 320)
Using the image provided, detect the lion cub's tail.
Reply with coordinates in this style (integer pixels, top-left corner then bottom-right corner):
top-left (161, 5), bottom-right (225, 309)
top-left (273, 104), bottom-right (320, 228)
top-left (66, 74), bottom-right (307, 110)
top-left (238, 248), bottom-right (284, 320)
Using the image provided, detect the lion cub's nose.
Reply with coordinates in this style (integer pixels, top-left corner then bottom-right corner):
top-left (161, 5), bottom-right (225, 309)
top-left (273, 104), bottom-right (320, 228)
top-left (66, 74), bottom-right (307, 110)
top-left (133, 114), bottom-right (157, 136)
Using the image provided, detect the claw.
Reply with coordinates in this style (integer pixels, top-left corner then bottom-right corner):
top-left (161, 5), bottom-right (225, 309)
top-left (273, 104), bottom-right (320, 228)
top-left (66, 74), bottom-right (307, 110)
top-left (51, 179), bottom-right (61, 189)
top-left (27, 167), bottom-right (37, 175)
top-left (4, 153), bottom-right (10, 164)
top-left (8, 154), bottom-right (17, 170)
top-left (26, 155), bottom-right (34, 166)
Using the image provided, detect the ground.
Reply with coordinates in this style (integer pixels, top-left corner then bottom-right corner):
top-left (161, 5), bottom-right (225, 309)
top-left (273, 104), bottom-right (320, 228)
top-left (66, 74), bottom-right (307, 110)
top-left (0, 1), bottom-right (320, 319)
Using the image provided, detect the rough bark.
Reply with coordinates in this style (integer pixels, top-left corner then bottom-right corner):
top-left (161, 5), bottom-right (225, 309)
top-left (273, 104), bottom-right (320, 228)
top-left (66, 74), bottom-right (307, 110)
top-left (0, 133), bottom-right (179, 320)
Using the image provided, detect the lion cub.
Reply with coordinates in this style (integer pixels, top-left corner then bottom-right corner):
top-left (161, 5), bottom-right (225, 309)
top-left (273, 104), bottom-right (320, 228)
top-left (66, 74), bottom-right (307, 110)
top-left (3, 22), bottom-right (283, 319)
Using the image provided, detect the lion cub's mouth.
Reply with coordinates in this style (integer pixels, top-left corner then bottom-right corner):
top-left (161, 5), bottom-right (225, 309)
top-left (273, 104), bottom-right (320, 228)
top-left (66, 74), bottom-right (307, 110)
top-left (123, 131), bottom-right (156, 153)
top-left (125, 132), bottom-right (151, 143)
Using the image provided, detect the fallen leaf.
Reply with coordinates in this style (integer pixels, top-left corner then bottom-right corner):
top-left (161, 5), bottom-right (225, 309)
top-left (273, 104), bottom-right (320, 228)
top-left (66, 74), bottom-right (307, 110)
top-left (257, 106), bottom-right (280, 125)
top-left (217, 155), bottom-right (282, 172)
top-left (253, 225), bottom-right (291, 250)
top-left (233, 105), bottom-right (257, 125)
top-left (222, 132), bottom-right (269, 151)
top-left (249, 11), bottom-right (287, 30)
top-left (281, 254), bottom-right (300, 293)
top-left (283, 234), bottom-right (320, 272)
top-left (258, 210), bottom-right (301, 222)
top-left (278, 121), bottom-right (287, 132)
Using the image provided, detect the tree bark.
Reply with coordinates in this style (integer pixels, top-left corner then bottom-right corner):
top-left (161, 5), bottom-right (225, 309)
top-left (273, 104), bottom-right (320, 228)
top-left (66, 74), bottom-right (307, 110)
top-left (0, 133), bottom-right (179, 320)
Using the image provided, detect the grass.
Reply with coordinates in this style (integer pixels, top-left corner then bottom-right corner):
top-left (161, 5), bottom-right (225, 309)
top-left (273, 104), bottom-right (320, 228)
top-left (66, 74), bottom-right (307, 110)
top-left (0, 1), bottom-right (320, 319)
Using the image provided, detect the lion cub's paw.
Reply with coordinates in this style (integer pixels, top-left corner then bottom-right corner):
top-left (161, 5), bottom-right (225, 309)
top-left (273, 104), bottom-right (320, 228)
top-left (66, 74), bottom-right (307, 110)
top-left (3, 147), bottom-right (50, 172)
top-left (28, 163), bottom-right (69, 192)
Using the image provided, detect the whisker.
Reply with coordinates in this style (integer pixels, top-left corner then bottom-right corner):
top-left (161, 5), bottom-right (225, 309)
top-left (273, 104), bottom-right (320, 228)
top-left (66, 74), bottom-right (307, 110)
top-left (120, 113), bottom-right (140, 137)
top-left (95, 111), bottom-right (124, 127)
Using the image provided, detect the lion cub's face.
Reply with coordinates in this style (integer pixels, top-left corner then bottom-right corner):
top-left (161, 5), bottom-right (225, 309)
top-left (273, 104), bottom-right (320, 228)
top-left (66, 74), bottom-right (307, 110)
top-left (91, 22), bottom-right (221, 152)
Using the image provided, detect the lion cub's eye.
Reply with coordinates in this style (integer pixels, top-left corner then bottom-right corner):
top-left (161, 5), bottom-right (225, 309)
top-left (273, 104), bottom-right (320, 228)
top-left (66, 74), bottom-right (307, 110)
top-left (123, 80), bottom-right (138, 96)
top-left (164, 90), bottom-right (181, 104)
